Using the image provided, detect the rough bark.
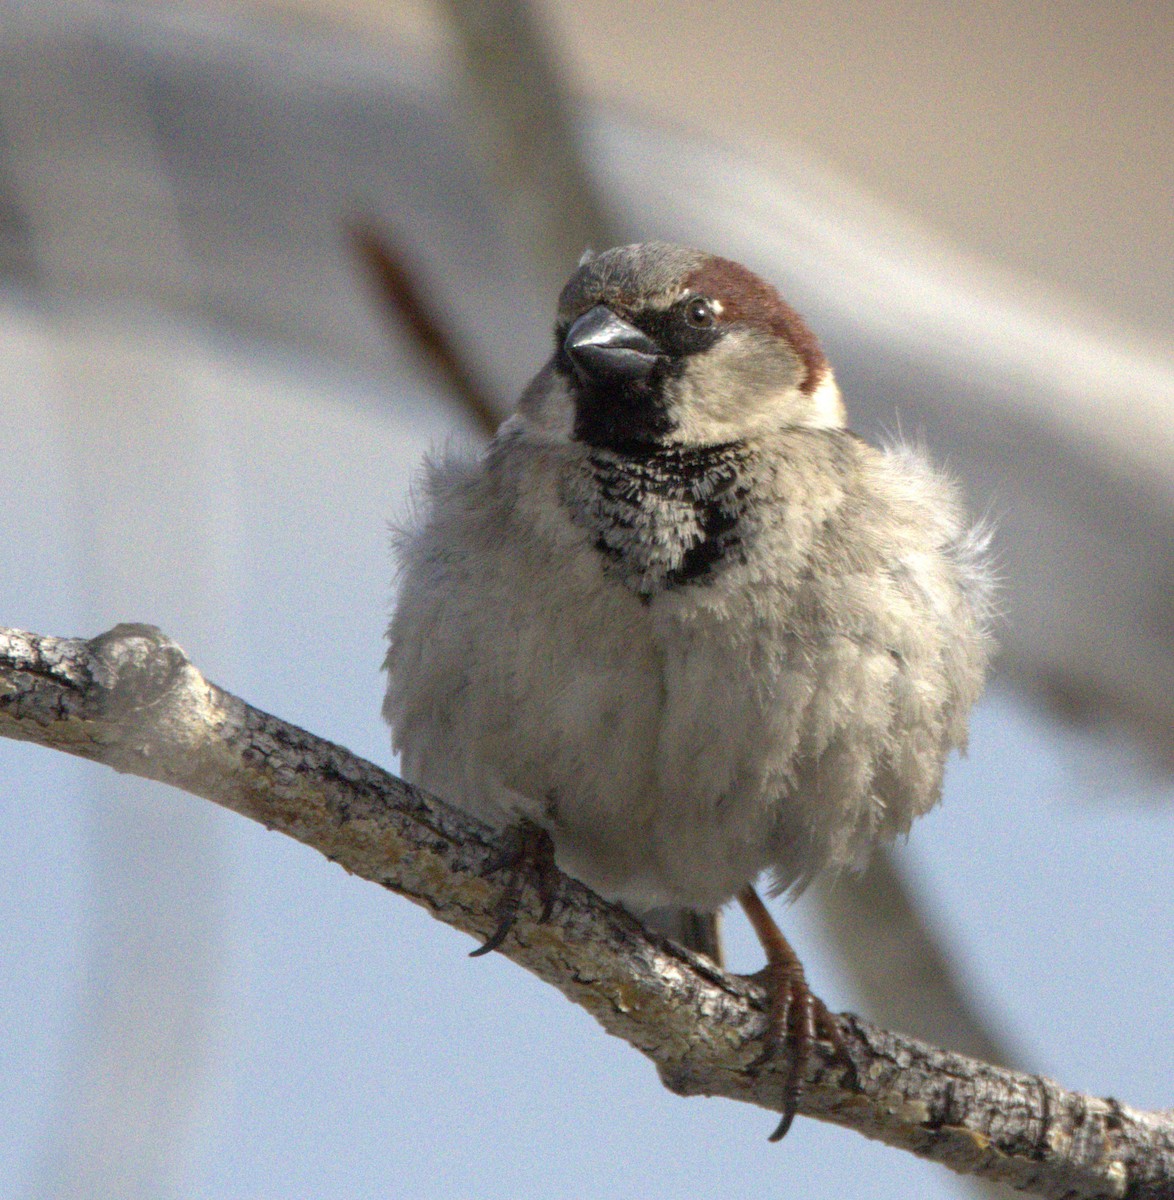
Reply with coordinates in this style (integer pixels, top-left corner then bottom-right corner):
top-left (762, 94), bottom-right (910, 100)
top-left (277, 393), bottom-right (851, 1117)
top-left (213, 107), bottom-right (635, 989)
top-left (1, 623), bottom-right (1170, 1199)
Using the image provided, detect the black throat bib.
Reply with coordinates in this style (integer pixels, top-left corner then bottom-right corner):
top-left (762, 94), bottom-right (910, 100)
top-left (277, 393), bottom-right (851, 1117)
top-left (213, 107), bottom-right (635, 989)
top-left (564, 442), bottom-right (755, 598)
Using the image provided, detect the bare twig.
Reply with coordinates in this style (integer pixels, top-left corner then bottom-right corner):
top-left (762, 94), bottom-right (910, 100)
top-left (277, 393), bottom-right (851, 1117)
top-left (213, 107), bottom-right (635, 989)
top-left (348, 223), bottom-right (502, 435)
top-left (2, 622), bottom-right (1170, 1199)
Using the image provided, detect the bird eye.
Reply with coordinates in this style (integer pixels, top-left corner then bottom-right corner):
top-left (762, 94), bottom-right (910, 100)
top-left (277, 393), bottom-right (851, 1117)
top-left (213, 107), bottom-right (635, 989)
top-left (684, 296), bottom-right (715, 328)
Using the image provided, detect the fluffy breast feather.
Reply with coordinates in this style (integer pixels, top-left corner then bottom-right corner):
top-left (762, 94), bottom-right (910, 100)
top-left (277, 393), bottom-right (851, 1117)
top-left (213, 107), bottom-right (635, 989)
top-left (384, 428), bottom-right (994, 909)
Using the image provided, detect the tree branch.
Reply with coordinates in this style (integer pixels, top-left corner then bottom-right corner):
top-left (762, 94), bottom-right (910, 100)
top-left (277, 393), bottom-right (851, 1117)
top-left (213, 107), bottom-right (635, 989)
top-left (1, 623), bottom-right (1170, 1199)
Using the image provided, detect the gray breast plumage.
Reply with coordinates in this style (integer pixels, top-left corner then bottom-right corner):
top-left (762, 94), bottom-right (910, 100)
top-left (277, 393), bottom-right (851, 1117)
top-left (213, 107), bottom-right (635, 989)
top-left (559, 443), bottom-right (756, 597)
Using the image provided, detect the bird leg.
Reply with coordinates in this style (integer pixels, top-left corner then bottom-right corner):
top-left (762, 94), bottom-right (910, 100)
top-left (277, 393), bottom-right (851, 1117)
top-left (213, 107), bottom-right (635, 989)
top-left (469, 820), bottom-right (559, 957)
top-left (737, 884), bottom-right (856, 1140)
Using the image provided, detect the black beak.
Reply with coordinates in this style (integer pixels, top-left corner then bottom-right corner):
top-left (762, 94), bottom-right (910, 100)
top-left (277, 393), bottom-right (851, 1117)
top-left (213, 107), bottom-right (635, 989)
top-left (563, 305), bottom-right (660, 386)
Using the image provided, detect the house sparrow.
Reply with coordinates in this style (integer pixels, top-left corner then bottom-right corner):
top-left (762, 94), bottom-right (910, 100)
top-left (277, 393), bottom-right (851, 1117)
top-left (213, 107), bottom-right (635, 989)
top-left (383, 242), bottom-right (994, 1137)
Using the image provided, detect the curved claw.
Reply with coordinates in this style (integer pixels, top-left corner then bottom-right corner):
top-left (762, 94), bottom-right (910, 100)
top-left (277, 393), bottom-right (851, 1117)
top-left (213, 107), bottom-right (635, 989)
top-left (767, 982), bottom-right (819, 1141)
top-left (766, 1002), bottom-right (856, 1140)
top-left (770, 1101), bottom-right (798, 1143)
top-left (469, 821), bottom-right (559, 957)
top-left (469, 910), bottom-right (517, 958)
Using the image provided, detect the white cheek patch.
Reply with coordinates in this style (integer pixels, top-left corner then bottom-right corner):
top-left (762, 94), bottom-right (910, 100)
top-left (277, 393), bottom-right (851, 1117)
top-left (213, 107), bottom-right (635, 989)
top-left (804, 371), bottom-right (846, 429)
top-left (670, 353), bottom-right (846, 443)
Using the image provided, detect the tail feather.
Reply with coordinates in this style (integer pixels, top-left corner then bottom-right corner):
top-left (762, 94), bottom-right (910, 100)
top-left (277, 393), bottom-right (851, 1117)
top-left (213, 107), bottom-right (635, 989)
top-left (642, 906), bottom-right (724, 966)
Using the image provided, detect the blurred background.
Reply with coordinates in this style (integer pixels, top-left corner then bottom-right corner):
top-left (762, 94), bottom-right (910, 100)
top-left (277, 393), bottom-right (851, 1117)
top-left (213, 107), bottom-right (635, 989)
top-left (0, 2), bottom-right (1170, 1197)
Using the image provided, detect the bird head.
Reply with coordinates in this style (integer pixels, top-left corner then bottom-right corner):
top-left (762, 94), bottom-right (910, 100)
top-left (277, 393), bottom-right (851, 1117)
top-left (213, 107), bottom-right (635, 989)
top-left (517, 242), bottom-right (844, 452)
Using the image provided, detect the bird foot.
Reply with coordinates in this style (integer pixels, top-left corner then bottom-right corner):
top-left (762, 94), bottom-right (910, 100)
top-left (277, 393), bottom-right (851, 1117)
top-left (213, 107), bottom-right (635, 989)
top-left (737, 885), bottom-right (858, 1140)
top-left (743, 962), bottom-right (856, 1140)
top-left (469, 821), bottom-right (559, 957)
